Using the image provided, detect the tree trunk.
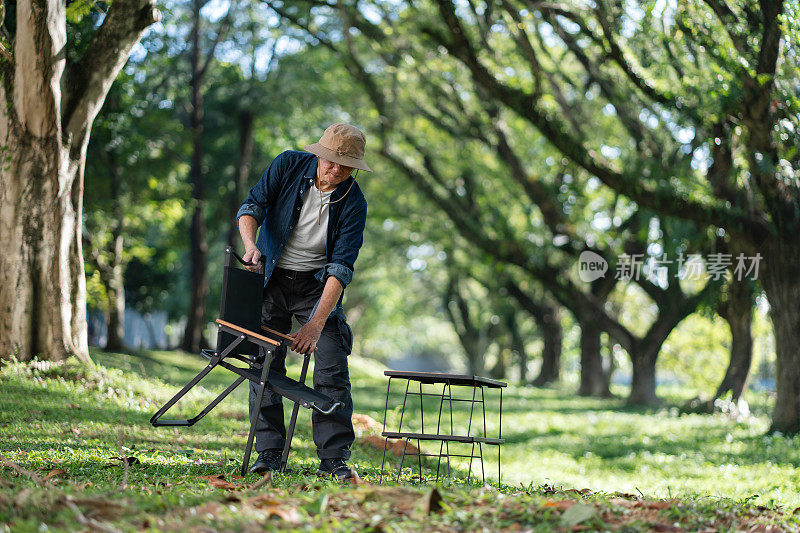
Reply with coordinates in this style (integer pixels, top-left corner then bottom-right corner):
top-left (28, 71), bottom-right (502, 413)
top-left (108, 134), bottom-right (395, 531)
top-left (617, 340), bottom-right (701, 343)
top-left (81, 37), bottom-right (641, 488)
top-left (104, 233), bottom-right (126, 352)
top-left (228, 110), bottom-right (255, 249)
top-left (602, 332), bottom-right (616, 391)
top-left (443, 277), bottom-right (488, 376)
top-left (0, 140), bottom-right (90, 362)
top-left (578, 321), bottom-right (610, 397)
top-left (461, 336), bottom-right (487, 376)
top-left (762, 239), bottom-right (800, 434)
top-left (623, 279), bottom-right (717, 406)
top-left (104, 151), bottom-right (126, 352)
top-left (181, 0), bottom-right (209, 353)
top-left (0, 0), bottom-right (157, 362)
top-left (628, 347), bottom-right (659, 406)
top-left (714, 278), bottom-right (754, 402)
top-left (505, 312), bottom-right (529, 383)
top-left (532, 303), bottom-right (561, 386)
top-left (489, 347), bottom-right (507, 379)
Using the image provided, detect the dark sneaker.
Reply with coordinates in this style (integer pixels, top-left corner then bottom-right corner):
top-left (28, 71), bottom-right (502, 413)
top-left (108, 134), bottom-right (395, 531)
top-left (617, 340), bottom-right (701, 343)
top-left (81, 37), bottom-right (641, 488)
top-left (248, 449), bottom-right (282, 474)
top-left (317, 458), bottom-right (355, 480)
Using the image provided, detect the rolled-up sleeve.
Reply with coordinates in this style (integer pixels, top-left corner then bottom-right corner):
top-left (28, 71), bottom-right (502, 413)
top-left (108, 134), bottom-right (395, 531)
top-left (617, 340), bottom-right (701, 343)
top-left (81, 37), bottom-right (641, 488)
top-left (236, 202), bottom-right (266, 225)
top-left (323, 198), bottom-right (367, 289)
top-left (319, 262), bottom-right (353, 288)
top-left (236, 151), bottom-right (289, 225)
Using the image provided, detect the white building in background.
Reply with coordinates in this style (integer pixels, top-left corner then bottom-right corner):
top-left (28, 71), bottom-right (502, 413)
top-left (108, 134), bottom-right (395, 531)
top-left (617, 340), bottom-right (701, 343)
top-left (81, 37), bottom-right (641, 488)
top-left (88, 309), bottom-right (174, 350)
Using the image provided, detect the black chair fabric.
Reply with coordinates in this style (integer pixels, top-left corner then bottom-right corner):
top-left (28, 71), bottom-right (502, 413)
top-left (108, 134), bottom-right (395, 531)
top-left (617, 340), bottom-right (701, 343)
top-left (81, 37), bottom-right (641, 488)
top-left (216, 265), bottom-right (263, 358)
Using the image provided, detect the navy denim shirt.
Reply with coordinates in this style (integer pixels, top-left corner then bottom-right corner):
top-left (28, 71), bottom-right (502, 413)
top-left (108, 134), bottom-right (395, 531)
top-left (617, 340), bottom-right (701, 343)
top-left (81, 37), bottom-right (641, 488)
top-left (236, 150), bottom-right (368, 319)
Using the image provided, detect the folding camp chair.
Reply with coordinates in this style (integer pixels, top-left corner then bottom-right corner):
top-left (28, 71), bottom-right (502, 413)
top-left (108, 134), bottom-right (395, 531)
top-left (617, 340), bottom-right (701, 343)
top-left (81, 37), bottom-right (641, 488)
top-left (150, 246), bottom-right (344, 476)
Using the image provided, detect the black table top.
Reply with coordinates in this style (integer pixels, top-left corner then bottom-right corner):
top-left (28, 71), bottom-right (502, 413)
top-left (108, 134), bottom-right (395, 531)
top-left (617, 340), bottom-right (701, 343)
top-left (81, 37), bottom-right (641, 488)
top-left (384, 370), bottom-right (507, 388)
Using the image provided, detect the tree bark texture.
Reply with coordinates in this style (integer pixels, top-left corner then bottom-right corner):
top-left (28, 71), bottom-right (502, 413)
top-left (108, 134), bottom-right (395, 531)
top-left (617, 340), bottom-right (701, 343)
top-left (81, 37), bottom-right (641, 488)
top-left (531, 302), bottom-right (561, 386)
top-left (502, 310), bottom-right (529, 383)
top-left (102, 234), bottom-right (126, 352)
top-left (714, 278), bottom-right (754, 402)
top-left (0, 0), bottom-right (158, 361)
top-left (502, 282), bottom-right (562, 386)
top-left (578, 321), bottom-right (609, 397)
top-left (102, 149), bottom-right (126, 352)
top-left (628, 347), bottom-right (659, 406)
top-left (762, 240), bottom-right (800, 434)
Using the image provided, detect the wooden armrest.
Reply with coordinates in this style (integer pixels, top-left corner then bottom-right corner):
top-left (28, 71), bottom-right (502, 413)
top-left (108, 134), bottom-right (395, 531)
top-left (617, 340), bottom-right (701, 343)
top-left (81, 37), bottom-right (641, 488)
top-left (261, 325), bottom-right (295, 342)
top-left (215, 319), bottom-right (280, 346)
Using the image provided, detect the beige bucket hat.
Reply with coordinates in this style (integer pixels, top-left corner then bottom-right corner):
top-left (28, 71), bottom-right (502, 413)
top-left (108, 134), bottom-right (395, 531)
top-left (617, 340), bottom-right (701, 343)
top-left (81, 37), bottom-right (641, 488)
top-left (303, 123), bottom-right (372, 172)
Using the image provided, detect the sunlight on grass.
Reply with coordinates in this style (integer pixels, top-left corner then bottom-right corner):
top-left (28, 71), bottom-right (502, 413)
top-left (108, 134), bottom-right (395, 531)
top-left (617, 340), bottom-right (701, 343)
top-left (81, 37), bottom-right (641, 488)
top-left (2, 349), bottom-right (799, 531)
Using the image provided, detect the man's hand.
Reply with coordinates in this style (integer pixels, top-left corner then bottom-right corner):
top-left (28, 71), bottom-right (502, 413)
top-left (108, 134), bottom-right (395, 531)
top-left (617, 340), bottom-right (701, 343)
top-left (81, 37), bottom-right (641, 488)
top-left (238, 215), bottom-right (261, 272)
top-left (242, 246), bottom-right (262, 272)
top-left (289, 319), bottom-right (324, 354)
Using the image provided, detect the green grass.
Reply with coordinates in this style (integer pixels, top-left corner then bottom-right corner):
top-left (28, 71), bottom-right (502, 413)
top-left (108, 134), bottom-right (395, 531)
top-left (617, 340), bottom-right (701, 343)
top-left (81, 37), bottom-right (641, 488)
top-left (1, 349), bottom-right (799, 531)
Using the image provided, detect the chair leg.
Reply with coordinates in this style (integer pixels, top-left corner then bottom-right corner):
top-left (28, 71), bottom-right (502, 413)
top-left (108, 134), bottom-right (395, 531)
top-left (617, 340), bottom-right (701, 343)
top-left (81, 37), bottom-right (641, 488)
top-left (241, 349), bottom-right (273, 476)
top-left (280, 351), bottom-right (312, 472)
top-left (150, 335), bottom-right (246, 427)
top-left (149, 361), bottom-right (217, 426)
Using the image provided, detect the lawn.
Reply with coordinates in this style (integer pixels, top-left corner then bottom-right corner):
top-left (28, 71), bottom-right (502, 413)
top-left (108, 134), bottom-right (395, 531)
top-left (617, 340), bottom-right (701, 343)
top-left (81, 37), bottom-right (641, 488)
top-left (1, 348), bottom-right (799, 531)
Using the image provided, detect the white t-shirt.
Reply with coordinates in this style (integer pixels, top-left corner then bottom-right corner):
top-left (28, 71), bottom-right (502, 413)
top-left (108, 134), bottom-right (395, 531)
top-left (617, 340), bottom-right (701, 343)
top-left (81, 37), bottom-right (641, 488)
top-left (276, 182), bottom-right (333, 271)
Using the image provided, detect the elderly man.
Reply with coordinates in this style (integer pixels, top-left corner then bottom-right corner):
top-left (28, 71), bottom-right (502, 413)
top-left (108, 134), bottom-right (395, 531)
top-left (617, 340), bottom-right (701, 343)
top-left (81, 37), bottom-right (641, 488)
top-left (236, 123), bottom-right (370, 479)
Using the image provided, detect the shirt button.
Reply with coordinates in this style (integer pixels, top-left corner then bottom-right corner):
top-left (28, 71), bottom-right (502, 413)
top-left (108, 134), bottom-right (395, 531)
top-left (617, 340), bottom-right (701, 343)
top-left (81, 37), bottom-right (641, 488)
top-left (272, 259), bottom-right (275, 263)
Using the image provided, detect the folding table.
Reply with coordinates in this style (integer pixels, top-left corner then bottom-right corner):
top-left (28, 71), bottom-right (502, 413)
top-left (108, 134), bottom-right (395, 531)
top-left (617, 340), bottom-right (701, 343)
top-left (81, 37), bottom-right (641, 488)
top-left (378, 371), bottom-right (506, 484)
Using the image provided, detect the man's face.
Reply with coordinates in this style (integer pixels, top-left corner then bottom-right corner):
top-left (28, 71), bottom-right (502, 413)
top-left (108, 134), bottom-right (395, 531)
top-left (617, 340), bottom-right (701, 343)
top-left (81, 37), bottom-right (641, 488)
top-left (317, 157), bottom-right (354, 190)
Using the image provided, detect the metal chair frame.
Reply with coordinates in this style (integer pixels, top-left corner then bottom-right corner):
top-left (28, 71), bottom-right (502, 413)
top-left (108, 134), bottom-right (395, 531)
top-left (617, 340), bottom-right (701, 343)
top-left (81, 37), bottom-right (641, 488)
top-left (150, 247), bottom-right (343, 476)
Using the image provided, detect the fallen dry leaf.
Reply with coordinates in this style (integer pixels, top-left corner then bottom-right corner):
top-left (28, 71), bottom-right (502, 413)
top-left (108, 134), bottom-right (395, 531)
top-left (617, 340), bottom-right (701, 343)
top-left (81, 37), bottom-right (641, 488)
top-left (544, 500), bottom-right (575, 511)
top-left (200, 475), bottom-right (240, 490)
top-left (348, 468), bottom-right (365, 485)
top-left (247, 495), bottom-right (301, 523)
top-left (564, 488), bottom-right (592, 496)
top-left (109, 456), bottom-right (140, 467)
top-left (361, 435), bottom-right (420, 457)
top-left (352, 413), bottom-right (383, 435)
top-left (42, 469), bottom-right (67, 482)
top-left (248, 471), bottom-right (272, 491)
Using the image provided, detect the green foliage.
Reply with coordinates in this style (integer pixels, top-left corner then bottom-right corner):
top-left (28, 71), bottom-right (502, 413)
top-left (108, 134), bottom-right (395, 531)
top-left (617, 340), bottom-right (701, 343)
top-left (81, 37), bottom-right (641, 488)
top-left (84, 66), bottom-right (190, 317)
top-left (65, 0), bottom-right (96, 24)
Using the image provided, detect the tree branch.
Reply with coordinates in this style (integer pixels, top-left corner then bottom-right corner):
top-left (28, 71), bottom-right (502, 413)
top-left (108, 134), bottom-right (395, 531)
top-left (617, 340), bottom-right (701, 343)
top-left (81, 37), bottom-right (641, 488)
top-left (198, 3), bottom-right (234, 80)
top-left (426, 0), bottom-right (768, 237)
top-left (700, 0), bottom-right (751, 60)
top-left (62, 0), bottom-right (160, 145)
